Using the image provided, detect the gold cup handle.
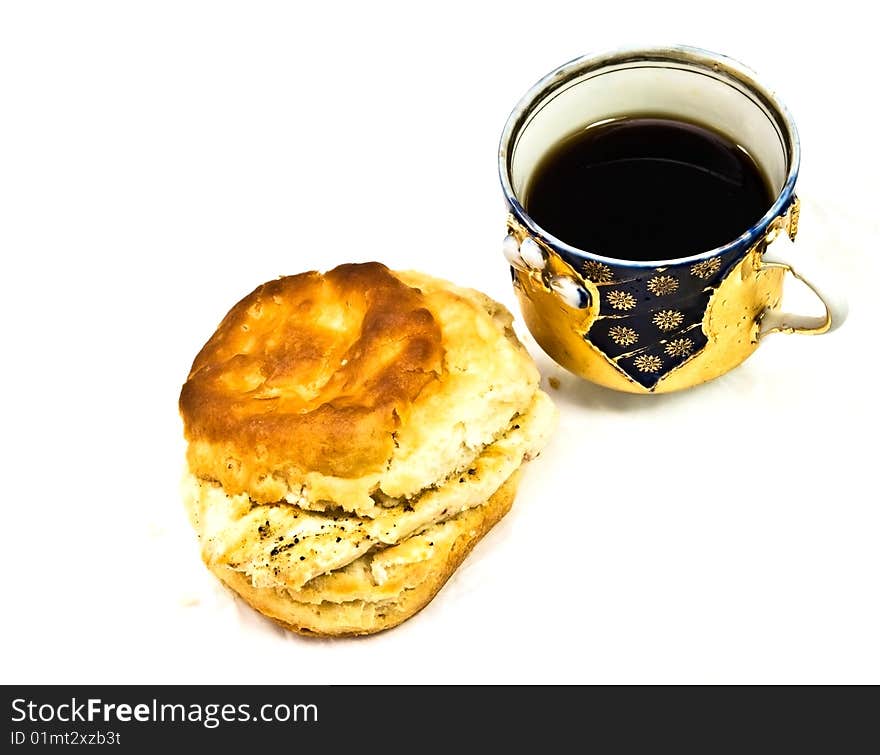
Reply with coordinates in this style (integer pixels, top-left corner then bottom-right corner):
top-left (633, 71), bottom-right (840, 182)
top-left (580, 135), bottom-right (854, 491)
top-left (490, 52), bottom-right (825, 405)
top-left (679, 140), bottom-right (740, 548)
top-left (757, 198), bottom-right (846, 339)
top-left (757, 261), bottom-right (833, 337)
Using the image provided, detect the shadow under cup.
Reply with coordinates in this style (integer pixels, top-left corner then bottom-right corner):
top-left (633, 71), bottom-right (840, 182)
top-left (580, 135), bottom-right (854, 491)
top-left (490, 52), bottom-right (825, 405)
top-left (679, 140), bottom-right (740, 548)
top-left (498, 46), bottom-right (829, 394)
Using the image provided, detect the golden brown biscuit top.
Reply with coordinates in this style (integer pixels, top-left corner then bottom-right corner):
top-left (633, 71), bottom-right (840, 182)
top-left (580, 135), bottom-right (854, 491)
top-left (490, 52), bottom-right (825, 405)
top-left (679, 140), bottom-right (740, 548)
top-left (179, 262), bottom-right (443, 478)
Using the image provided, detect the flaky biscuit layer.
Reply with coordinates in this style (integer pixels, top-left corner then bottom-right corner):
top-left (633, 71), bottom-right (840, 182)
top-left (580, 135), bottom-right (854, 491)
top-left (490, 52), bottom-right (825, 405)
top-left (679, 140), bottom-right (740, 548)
top-left (184, 391), bottom-right (555, 593)
top-left (181, 263), bottom-right (542, 514)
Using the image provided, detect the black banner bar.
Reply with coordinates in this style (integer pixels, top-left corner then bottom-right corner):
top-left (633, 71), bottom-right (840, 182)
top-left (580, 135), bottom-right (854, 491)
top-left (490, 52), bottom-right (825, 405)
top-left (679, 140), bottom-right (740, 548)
top-left (3, 685), bottom-right (875, 748)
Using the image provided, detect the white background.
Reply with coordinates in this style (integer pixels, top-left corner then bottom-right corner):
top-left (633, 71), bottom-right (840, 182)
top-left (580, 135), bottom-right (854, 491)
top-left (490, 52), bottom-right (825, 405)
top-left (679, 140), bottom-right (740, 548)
top-left (2, 1), bottom-right (877, 684)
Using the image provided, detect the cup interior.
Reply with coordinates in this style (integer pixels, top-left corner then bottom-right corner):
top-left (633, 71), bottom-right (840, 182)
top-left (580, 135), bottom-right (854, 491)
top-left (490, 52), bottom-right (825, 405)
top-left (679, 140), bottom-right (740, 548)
top-left (504, 48), bottom-right (798, 256)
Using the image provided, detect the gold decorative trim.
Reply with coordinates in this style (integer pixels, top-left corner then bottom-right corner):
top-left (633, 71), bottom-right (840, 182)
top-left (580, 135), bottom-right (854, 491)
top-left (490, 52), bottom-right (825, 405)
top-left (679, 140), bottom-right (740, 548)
top-left (690, 257), bottom-right (721, 279)
top-left (664, 337), bottom-right (694, 357)
top-left (582, 260), bottom-right (614, 283)
top-left (606, 290), bottom-right (637, 310)
top-left (633, 354), bottom-right (663, 373)
top-left (787, 195), bottom-right (800, 241)
top-left (647, 275), bottom-right (679, 296)
top-left (653, 310), bottom-right (684, 331)
top-left (608, 325), bottom-right (639, 347)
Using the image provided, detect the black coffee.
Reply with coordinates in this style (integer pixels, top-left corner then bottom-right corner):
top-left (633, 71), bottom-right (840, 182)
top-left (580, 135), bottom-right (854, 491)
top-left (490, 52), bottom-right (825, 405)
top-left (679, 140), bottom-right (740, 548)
top-left (524, 117), bottom-right (774, 261)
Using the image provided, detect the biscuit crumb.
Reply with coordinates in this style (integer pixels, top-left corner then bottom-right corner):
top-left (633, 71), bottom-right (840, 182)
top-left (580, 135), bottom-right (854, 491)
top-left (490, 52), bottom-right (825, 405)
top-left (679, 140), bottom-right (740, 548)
top-left (548, 376), bottom-right (561, 390)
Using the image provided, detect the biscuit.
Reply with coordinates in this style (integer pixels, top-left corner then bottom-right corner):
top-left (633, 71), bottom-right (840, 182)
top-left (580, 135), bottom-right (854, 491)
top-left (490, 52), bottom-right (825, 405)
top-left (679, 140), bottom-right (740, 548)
top-left (180, 263), bottom-right (543, 515)
top-left (179, 263), bottom-right (556, 635)
top-left (204, 472), bottom-right (521, 636)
